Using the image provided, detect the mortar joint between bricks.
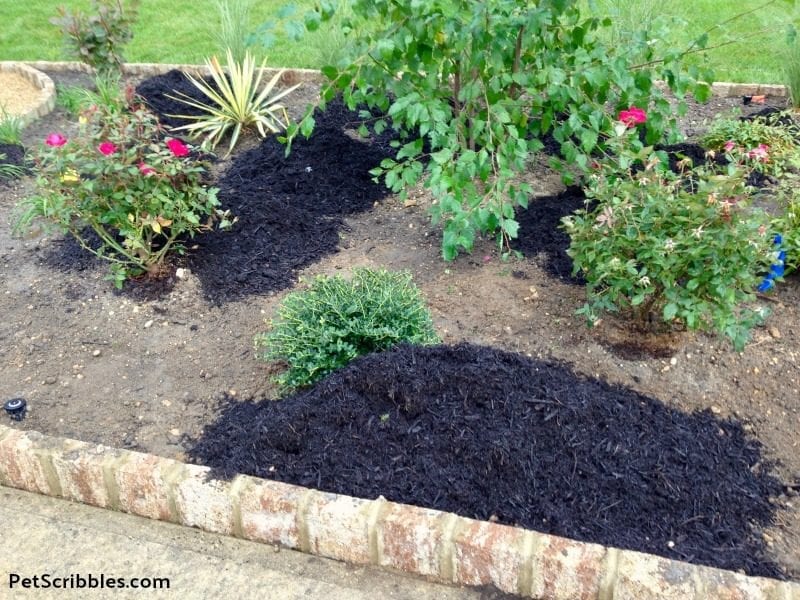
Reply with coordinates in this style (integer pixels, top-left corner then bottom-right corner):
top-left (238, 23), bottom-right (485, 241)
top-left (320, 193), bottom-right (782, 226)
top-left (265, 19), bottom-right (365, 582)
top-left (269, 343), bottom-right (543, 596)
top-left (597, 547), bottom-right (620, 600)
top-left (295, 488), bottom-right (316, 554)
top-left (228, 475), bottom-right (247, 539)
top-left (438, 512), bottom-right (460, 583)
top-left (515, 530), bottom-right (537, 598)
top-left (367, 496), bottom-right (388, 565)
top-left (690, 563), bottom-right (707, 599)
top-left (163, 462), bottom-right (190, 524)
top-left (35, 449), bottom-right (63, 499)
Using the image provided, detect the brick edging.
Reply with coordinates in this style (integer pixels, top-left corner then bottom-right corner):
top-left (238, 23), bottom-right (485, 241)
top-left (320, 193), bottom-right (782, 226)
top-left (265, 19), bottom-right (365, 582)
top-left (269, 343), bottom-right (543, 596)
top-left (11, 60), bottom-right (790, 98)
top-left (17, 60), bottom-right (324, 86)
top-left (0, 62), bottom-right (56, 124)
top-left (0, 424), bottom-right (796, 599)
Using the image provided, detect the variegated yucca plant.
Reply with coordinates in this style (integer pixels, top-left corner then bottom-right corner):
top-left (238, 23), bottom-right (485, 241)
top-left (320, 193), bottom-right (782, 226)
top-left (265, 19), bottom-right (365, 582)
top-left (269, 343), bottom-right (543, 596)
top-left (167, 49), bottom-right (300, 155)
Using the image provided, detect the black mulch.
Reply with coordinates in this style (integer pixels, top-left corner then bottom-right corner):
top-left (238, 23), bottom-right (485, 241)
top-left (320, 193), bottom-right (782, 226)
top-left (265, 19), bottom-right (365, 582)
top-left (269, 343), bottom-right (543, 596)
top-left (512, 187), bottom-right (587, 285)
top-left (134, 71), bottom-right (397, 303)
top-left (0, 143), bottom-right (26, 181)
top-left (188, 342), bottom-right (788, 580)
top-left (134, 69), bottom-right (226, 131)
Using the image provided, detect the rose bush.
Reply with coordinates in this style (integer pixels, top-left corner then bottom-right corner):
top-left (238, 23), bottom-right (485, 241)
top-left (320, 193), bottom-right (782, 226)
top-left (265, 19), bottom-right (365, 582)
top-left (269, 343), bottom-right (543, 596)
top-left (16, 95), bottom-right (233, 287)
top-left (563, 110), bottom-right (776, 350)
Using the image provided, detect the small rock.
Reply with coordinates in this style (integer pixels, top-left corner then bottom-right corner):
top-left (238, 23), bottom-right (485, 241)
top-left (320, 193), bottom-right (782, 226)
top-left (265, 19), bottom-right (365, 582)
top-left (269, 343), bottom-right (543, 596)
top-left (169, 428), bottom-right (181, 437)
top-left (175, 268), bottom-right (188, 280)
top-left (161, 399), bottom-right (172, 407)
top-left (711, 405), bottom-right (722, 414)
top-left (768, 327), bottom-right (781, 339)
top-left (44, 376), bottom-right (57, 385)
top-left (144, 320), bottom-right (154, 328)
top-left (669, 357), bottom-right (677, 366)
top-left (91, 349), bottom-right (101, 357)
top-left (75, 373), bottom-right (84, 380)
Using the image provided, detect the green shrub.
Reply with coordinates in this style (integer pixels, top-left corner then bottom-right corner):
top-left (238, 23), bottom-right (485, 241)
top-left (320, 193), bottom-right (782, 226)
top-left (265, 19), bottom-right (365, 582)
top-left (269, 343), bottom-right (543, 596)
top-left (256, 268), bottom-right (439, 390)
top-left (287, 0), bottom-right (713, 260)
top-left (771, 185), bottom-right (800, 274)
top-left (785, 38), bottom-right (800, 110)
top-left (0, 108), bottom-right (24, 145)
top-left (563, 117), bottom-right (776, 351)
top-left (51, 0), bottom-right (140, 79)
top-left (701, 112), bottom-right (800, 177)
top-left (0, 154), bottom-right (24, 180)
top-left (167, 49), bottom-right (300, 155)
top-left (15, 94), bottom-right (232, 288)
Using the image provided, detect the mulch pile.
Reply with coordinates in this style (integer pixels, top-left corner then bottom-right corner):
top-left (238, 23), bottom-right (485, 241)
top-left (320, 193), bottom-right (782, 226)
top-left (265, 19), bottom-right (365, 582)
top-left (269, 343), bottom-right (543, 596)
top-left (135, 69), bottom-right (225, 131)
top-left (512, 186), bottom-right (586, 284)
top-left (135, 73), bottom-right (396, 303)
top-left (188, 342), bottom-right (787, 580)
top-left (0, 143), bottom-right (25, 181)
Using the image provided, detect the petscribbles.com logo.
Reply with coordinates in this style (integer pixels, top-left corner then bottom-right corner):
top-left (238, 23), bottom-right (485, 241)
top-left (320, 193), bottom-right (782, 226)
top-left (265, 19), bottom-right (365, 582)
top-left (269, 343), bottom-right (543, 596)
top-left (8, 573), bottom-right (170, 590)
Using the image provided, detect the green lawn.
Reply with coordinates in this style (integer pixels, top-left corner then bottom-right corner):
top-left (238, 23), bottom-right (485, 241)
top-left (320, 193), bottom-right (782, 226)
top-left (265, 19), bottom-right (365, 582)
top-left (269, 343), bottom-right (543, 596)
top-left (0, 0), bottom-right (344, 69)
top-left (0, 0), bottom-right (795, 83)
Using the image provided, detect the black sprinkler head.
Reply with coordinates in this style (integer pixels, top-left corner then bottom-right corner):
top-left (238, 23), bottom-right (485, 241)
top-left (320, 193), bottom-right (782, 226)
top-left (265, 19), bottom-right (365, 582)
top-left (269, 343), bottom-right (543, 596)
top-left (4, 398), bottom-right (27, 421)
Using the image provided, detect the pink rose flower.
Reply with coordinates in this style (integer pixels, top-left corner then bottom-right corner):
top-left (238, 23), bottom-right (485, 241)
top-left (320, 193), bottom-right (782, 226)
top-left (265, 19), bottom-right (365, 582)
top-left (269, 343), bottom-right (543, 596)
top-left (98, 142), bottom-right (118, 156)
top-left (138, 162), bottom-right (156, 176)
top-left (747, 144), bottom-right (769, 162)
top-left (45, 133), bottom-right (68, 147)
top-left (723, 140), bottom-right (737, 152)
top-left (618, 107), bottom-right (647, 128)
top-left (166, 138), bottom-right (189, 157)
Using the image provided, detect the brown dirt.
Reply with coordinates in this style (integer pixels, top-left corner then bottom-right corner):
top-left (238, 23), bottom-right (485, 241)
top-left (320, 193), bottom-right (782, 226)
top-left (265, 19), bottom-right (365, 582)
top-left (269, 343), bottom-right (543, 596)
top-left (1, 70), bottom-right (798, 577)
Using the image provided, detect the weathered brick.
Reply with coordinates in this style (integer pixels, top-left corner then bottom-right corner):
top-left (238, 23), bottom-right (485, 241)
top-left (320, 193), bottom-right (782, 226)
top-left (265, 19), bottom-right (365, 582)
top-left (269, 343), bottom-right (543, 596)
top-left (173, 464), bottom-right (236, 535)
top-left (237, 476), bottom-right (307, 549)
top-left (49, 441), bottom-right (123, 508)
top-left (712, 82), bottom-right (735, 98)
top-left (614, 550), bottom-right (698, 599)
top-left (304, 490), bottom-right (376, 564)
top-left (757, 84), bottom-right (788, 98)
top-left (529, 533), bottom-right (606, 600)
top-left (451, 517), bottom-right (529, 593)
top-left (377, 502), bottom-right (451, 578)
top-left (114, 452), bottom-right (180, 521)
top-left (695, 564), bottom-right (781, 600)
top-left (0, 430), bottom-right (51, 494)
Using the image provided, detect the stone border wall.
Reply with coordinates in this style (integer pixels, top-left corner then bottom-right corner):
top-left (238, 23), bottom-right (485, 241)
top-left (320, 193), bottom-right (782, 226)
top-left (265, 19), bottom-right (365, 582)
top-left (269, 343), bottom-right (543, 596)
top-left (0, 424), bottom-right (797, 599)
top-left (20, 61), bottom-right (324, 86)
top-left (0, 62), bottom-right (56, 124)
top-left (16, 60), bottom-right (789, 98)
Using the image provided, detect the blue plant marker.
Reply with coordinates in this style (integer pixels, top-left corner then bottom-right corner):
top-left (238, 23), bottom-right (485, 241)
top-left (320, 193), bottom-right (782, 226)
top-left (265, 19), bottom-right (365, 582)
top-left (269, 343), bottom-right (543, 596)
top-left (758, 234), bottom-right (784, 293)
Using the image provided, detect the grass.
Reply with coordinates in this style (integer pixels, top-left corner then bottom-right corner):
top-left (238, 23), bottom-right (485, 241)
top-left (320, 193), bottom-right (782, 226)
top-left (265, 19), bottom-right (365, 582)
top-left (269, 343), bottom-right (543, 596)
top-left (0, 0), bottom-right (795, 82)
top-left (0, 0), bottom-right (347, 69)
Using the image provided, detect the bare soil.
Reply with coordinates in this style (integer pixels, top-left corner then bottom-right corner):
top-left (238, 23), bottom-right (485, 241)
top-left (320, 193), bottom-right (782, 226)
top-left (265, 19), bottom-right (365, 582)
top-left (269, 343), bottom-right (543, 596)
top-left (0, 69), bottom-right (798, 579)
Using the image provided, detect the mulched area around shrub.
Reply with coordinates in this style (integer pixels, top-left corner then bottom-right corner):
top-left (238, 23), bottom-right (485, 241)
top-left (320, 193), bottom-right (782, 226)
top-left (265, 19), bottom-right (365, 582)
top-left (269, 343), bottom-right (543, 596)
top-left (188, 342), bottom-right (788, 580)
top-left (512, 186), bottom-right (586, 284)
top-left (135, 71), bottom-right (398, 303)
top-left (0, 143), bottom-right (25, 182)
top-left (134, 70), bottom-right (225, 131)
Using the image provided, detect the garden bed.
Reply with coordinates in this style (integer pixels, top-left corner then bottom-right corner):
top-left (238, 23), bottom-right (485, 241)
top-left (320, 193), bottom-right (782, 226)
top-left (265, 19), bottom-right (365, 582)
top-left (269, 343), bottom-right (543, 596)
top-left (0, 68), bottom-right (798, 581)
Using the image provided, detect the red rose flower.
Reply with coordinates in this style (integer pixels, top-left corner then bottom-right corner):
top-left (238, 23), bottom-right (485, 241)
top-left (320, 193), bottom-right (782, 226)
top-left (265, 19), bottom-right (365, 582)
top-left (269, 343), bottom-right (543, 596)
top-left (138, 162), bottom-right (156, 176)
top-left (618, 107), bottom-right (647, 128)
top-left (98, 142), bottom-right (118, 156)
top-left (166, 138), bottom-right (189, 157)
top-left (45, 133), bottom-right (68, 147)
